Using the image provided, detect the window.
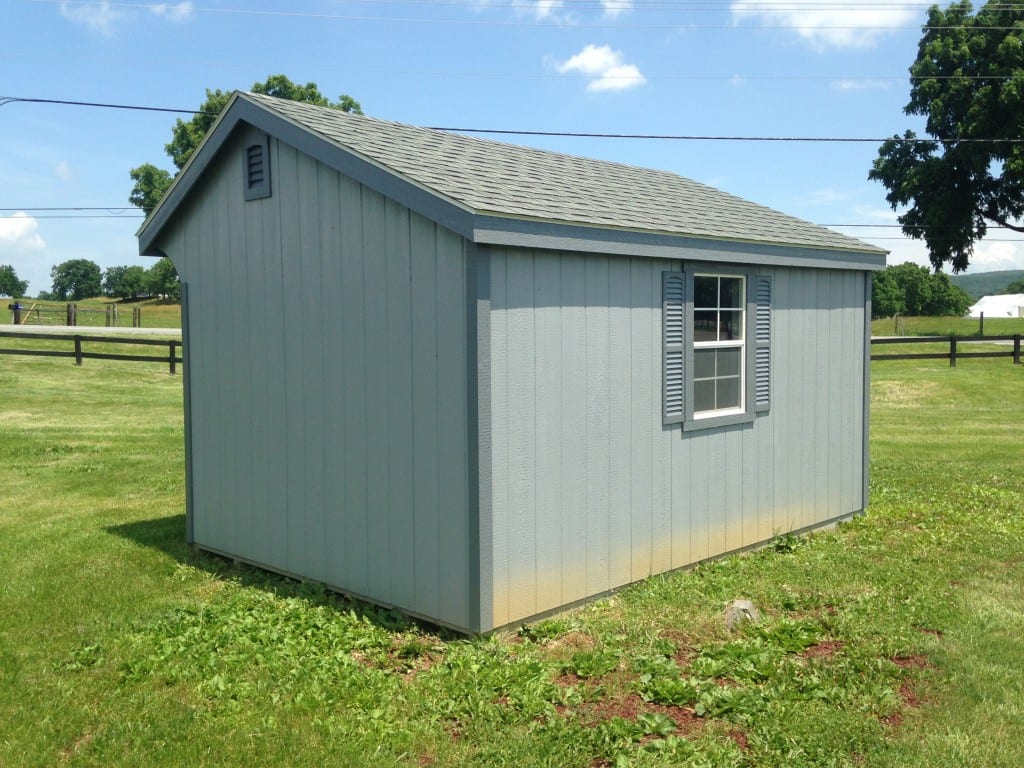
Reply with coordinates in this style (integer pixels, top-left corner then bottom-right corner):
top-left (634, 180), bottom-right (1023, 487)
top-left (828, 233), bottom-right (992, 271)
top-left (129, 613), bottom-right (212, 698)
top-left (244, 137), bottom-right (271, 201)
top-left (663, 268), bottom-right (772, 430)
top-left (693, 274), bottom-right (744, 417)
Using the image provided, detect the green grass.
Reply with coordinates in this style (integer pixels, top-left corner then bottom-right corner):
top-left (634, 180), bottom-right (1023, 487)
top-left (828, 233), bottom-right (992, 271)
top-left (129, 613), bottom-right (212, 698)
top-left (871, 314), bottom-right (1024, 337)
top-left (1, 354), bottom-right (1022, 766)
top-left (9, 297), bottom-right (181, 328)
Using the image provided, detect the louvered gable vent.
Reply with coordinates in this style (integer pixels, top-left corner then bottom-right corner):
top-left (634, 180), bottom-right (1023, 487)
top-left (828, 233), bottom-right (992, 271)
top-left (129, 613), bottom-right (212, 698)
top-left (244, 137), bottom-right (271, 200)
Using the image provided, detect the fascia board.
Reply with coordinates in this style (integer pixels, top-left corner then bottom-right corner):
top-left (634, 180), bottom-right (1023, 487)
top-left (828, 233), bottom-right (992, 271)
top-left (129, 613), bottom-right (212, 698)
top-left (472, 216), bottom-right (888, 272)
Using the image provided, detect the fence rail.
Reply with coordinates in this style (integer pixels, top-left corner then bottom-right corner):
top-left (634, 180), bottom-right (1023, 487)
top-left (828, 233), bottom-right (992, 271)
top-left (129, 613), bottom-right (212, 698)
top-left (0, 330), bottom-right (182, 373)
top-left (8, 302), bottom-right (146, 328)
top-left (871, 334), bottom-right (1022, 366)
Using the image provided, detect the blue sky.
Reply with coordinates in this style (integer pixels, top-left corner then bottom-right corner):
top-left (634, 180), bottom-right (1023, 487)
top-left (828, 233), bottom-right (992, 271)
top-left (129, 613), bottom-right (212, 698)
top-left (3, 0), bottom-right (1023, 296)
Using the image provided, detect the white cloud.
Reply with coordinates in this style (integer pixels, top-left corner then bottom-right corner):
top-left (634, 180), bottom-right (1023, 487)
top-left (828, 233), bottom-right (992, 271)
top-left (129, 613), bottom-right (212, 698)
top-left (150, 1), bottom-right (193, 23)
top-left (59, 1), bottom-right (120, 35)
top-left (831, 79), bottom-right (893, 92)
top-left (54, 162), bottom-right (73, 182)
top-left (556, 44), bottom-right (646, 92)
top-left (0, 213), bottom-right (46, 256)
top-left (969, 240), bottom-right (1024, 272)
top-left (601, 0), bottom-right (633, 19)
top-left (730, 0), bottom-right (920, 50)
top-left (729, 74), bottom-right (745, 88)
top-left (513, 0), bottom-right (565, 21)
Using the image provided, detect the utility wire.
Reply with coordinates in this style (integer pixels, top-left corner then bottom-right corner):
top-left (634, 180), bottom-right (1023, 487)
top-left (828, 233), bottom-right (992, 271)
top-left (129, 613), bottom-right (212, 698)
top-left (27, 0), bottom-right (1024, 30)
top-left (5, 96), bottom-right (1024, 144)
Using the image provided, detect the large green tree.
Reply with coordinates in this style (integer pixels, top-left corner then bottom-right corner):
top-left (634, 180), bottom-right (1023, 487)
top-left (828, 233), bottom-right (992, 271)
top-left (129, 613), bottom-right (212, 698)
top-left (130, 75), bottom-right (362, 215)
top-left (0, 264), bottom-right (28, 298)
top-left (872, 262), bottom-right (973, 317)
top-left (51, 259), bottom-right (102, 301)
top-left (103, 265), bottom-right (148, 299)
top-left (869, 1), bottom-right (1024, 273)
top-left (1004, 277), bottom-right (1024, 293)
top-left (146, 257), bottom-right (180, 301)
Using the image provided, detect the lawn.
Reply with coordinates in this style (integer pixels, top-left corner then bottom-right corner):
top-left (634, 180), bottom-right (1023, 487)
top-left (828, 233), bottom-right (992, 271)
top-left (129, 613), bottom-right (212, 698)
top-left (6, 297), bottom-right (181, 329)
top-left (871, 314), bottom-right (1024, 337)
top-left (0, 353), bottom-right (1021, 767)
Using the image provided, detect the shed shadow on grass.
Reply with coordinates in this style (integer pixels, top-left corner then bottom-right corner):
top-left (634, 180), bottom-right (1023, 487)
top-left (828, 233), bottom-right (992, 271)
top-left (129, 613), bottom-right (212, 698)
top-left (105, 514), bottom-right (455, 637)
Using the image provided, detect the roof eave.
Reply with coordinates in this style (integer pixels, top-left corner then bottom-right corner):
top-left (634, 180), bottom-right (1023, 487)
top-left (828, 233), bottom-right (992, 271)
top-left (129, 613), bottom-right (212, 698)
top-left (472, 214), bottom-right (888, 271)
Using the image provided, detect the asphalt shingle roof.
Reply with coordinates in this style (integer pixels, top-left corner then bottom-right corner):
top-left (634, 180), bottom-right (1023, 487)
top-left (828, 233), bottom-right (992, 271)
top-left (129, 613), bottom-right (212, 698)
top-left (244, 92), bottom-right (883, 255)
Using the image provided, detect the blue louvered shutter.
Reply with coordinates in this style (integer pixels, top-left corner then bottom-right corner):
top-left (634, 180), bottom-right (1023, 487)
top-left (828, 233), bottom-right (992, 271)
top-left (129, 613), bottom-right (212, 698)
top-left (663, 271), bottom-right (685, 425)
top-left (753, 275), bottom-right (772, 413)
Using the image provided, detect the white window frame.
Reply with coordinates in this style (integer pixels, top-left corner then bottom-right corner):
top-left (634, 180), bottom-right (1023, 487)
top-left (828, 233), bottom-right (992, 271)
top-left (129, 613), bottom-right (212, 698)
top-left (692, 273), bottom-right (746, 420)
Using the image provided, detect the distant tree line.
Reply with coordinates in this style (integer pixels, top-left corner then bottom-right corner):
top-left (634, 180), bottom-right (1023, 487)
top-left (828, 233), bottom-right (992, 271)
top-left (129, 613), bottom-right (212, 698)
top-left (29, 258), bottom-right (180, 302)
top-left (1003, 278), bottom-right (1024, 294)
top-left (871, 262), bottom-right (973, 319)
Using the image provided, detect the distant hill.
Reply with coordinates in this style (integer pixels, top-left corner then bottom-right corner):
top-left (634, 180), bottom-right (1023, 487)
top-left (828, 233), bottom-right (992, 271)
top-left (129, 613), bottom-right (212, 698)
top-left (950, 270), bottom-right (1024, 301)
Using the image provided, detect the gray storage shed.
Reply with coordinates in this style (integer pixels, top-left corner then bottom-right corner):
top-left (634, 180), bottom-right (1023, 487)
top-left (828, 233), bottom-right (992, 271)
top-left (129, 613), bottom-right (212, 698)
top-left (138, 92), bottom-right (886, 633)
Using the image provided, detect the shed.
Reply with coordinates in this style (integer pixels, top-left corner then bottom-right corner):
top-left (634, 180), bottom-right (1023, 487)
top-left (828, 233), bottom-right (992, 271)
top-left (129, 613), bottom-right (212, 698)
top-left (968, 293), bottom-right (1024, 318)
top-left (137, 92), bottom-right (887, 633)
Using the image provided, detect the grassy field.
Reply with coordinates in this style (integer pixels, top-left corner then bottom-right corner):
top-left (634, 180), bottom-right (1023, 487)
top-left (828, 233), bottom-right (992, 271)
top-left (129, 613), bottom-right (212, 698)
top-left (7, 297), bottom-right (181, 329)
top-left (0, 354), bottom-right (1022, 767)
top-left (871, 314), bottom-right (1024, 337)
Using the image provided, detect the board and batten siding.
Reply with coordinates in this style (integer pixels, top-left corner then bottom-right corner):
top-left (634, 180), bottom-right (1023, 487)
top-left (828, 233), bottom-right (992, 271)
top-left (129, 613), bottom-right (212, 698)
top-left (485, 246), bottom-right (866, 629)
top-left (155, 129), bottom-right (474, 631)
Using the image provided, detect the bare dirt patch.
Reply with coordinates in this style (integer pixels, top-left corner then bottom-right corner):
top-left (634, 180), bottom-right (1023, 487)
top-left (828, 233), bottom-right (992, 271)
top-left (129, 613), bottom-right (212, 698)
top-left (801, 640), bottom-right (845, 659)
top-left (890, 653), bottom-right (931, 670)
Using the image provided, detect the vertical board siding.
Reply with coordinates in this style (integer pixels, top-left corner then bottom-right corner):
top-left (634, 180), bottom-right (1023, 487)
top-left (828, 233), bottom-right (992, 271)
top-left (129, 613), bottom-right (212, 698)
top-left (488, 254), bottom-right (867, 628)
top-left (157, 133), bottom-right (472, 631)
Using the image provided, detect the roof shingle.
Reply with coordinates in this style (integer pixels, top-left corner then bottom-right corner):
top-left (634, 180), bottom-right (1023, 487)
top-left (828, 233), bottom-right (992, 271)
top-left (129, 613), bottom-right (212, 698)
top-left (244, 92), bottom-right (883, 256)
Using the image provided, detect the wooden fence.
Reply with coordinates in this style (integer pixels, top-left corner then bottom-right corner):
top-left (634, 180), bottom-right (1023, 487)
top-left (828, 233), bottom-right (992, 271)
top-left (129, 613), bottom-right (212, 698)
top-left (0, 330), bottom-right (182, 374)
top-left (871, 335), bottom-right (1022, 366)
top-left (8, 302), bottom-right (145, 328)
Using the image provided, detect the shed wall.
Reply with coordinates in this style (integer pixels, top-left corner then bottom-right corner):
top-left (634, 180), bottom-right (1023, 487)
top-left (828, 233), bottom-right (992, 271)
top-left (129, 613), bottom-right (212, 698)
top-left (486, 247), bottom-right (866, 628)
top-left (157, 130), bottom-right (474, 630)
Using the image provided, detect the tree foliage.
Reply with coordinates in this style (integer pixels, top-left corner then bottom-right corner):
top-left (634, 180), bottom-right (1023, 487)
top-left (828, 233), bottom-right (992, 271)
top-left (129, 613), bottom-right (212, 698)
top-left (869, 1), bottom-right (1024, 273)
top-left (146, 257), bottom-right (180, 301)
top-left (130, 75), bottom-right (362, 215)
top-left (1003, 277), bottom-right (1024, 293)
top-left (103, 265), bottom-right (148, 299)
top-left (0, 264), bottom-right (28, 298)
top-left (51, 259), bottom-right (102, 301)
top-left (871, 262), bottom-right (973, 317)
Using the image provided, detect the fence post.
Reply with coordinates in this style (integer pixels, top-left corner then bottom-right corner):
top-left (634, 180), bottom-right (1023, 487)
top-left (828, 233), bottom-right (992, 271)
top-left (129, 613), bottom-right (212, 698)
top-left (169, 341), bottom-right (177, 374)
top-left (105, 305), bottom-right (112, 327)
top-left (12, 304), bottom-right (20, 325)
top-left (71, 303), bottom-right (77, 326)
top-left (950, 337), bottom-right (957, 367)
top-left (979, 311), bottom-right (985, 337)
top-left (74, 335), bottom-right (83, 366)
top-left (1015, 334), bottom-right (1021, 365)
top-left (133, 307), bottom-right (140, 328)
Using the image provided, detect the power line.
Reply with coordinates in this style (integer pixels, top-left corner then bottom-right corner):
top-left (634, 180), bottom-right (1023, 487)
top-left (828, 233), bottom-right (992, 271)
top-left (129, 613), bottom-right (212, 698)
top-left (0, 96), bottom-right (213, 115)
top-left (6, 96), bottom-right (1024, 144)
top-left (29, 0), bottom-right (1024, 30)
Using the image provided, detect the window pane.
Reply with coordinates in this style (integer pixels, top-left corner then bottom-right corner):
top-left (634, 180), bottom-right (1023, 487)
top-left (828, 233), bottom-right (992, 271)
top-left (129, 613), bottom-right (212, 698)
top-left (694, 348), bottom-right (716, 379)
top-left (720, 277), bottom-right (743, 308)
top-left (694, 276), bottom-right (717, 309)
top-left (693, 311), bottom-right (717, 341)
top-left (694, 379), bottom-right (716, 412)
top-left (717, 376), bottom-right (741, 409)
top-left (717, 347), bottom-right (741, 376)
top-left (720, 311), bottom-right (743, 340)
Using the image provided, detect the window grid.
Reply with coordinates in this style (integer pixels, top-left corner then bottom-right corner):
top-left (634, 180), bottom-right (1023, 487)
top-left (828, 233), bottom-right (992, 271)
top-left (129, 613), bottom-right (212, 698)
top-left (693, 274), bottom-right (745, 417)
